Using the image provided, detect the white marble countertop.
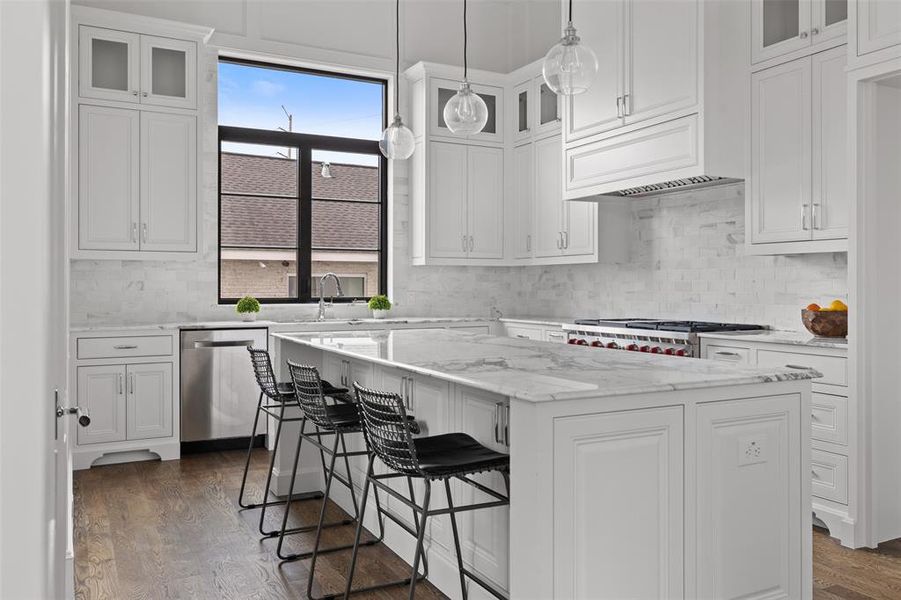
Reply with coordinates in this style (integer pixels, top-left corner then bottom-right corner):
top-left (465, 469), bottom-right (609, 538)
top-left (274, 329), bottom-right (818, 403)
top-left (499, 316), bottom-right (572, 327)
top-left (70, 316), bottom-right (491, 334)
top-left (698, 330), bottom-right (848, 350)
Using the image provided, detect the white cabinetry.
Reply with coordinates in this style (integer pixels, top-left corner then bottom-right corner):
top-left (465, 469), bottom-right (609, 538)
top-left (749, 46), bottom-right (848, 253)
top-left (500, 319), bottom-right (569, 343)
top-left (72, 7), bottom-right (207, 260)
top-left (71, 330), bottom-right (180, 469)
top-left (701, 336), bottom-right (853, 547)
top-left (852, 0), bottom-right (901, 66)
top-left (562, 0), bottom-right (745, 199)
top-left (752, 0), bottom-right (847, 65)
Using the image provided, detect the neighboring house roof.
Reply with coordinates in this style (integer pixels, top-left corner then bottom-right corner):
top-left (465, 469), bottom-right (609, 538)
top-left (220, 152), bottom-right (380, 251)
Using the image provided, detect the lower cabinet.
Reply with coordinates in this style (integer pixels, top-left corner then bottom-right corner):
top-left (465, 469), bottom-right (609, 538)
top-left (500, 320), bottom-right (568, 343)
top-left (77, 362), bottom-right (173, 445)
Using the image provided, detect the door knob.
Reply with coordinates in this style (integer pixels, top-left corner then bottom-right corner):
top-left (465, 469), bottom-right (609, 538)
top-left (56, 405), bottom-right (91, 427)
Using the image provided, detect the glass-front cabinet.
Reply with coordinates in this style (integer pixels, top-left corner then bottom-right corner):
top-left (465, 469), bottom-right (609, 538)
top-left (512, 76), bottom-right (560, 144)
top-left (534, 76), bottom-right (561, 137)
top-left (752, 0), bottom-right (847, 64)
top-left (79, 26), bottom-right (196, 109)
top-left (512, 80), bottom-right (531, 143)
top-left (429, 77), bottom-right (504, 144)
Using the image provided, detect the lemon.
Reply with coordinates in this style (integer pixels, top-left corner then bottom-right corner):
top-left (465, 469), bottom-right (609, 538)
top-left (827, 299), bottom-right (848, 312)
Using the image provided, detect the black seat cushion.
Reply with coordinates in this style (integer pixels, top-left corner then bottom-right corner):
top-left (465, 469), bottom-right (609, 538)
top-left (413, 433), bottom-right (509, 477)
top-left (324, 403), bottom-right (361, 428)
top-left (276, 380), bottom-right (349, 401)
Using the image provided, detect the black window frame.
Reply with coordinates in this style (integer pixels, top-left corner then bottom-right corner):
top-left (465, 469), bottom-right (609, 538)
top-left (217, 58), bottom-right (388, 305)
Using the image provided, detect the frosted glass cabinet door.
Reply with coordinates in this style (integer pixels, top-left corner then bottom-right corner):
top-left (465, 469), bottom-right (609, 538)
top-left (752, 0), bottom-right (812, 63)
top-left (533, 77), bottom-right (561, 137)
top-left (430, 78), bottom-right (504, 144)
top-left (79, 26), bottom-right (140, 103)
top-left (512, 80), bottom-right (531, 143)
top-left (140, 35), bottom-right (197, 109)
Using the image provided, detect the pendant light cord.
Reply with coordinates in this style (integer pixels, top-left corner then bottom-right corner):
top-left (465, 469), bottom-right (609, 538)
top-left (395, 0), bottom-right (400, 114)
top-left (463, 0), bottom-right (468, 80)
top-left (568, 0), bottom-right (573, 22)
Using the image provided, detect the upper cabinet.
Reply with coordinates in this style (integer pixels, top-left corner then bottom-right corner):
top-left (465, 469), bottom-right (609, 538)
top-left (511, 75), bottom-right (561, 144)
top-left (748, 46), bottom-right (848, 252)
top-left (428, 76), bottom-right (504, 145)
top-left (752, 0), bottom-right (847, 65)
top-left (79, 26), bottom-right (196, 109)
top-left (853, 0), bottom-right (901, 64)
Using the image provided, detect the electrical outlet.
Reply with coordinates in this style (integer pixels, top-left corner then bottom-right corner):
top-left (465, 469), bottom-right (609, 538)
top-left (738, 434), bottom-right (768, 466)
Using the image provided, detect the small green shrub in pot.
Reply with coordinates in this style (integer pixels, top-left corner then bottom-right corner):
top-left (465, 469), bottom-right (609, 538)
top-left (368, 295), bottom-right (392, 319)
top-left (236, 295), bottom-right (261, 321)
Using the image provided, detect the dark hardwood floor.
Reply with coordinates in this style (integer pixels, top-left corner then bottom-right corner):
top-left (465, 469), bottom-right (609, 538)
top-left (74, 449), bottom-right (901, 600)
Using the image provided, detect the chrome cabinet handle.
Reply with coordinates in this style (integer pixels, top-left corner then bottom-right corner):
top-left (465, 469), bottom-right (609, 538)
top-left (622, 94), bottom-right (631, 116)
top-left (469, 236), bottom-right (474, 252)
top-left (526, 234), bottom-right (531, 252)
top-left (494, 403), bottom-right (502, 444)
top-left (547, 331), bottom-right (564, 338)
top-left (563, 230), bottom-right (569, 249)
top-left (406, 377), bottom-right (414, 411)
top-left (113, 344), bottom-right (138, 350)
top-left (556, 232), bottom-right (562, 249)
top-left (131, 222), bottom-right (137, 242)
top-left (118, 373), bottom-right (124, 395)
top-left (616, 96), bottom-right (623, 118)
top-left (131, 90), bottom-right (139, 96)
top-left (785, 364), bottom-right (813, 370)
top-left (193, 340), bottom-right (253, 348)
top-left (800, 204), bottom-right (809, 230)
top-left (811, 413), bottom-right (820, 422)
top-left (714, 351), bottom-right (740, 357)
top-left (503, 404), bottom-right (510, 446)
top-left (812, 203), bottom-right (821, 230)
top-left (515, 334), bottom-right (530, 339)
top-left (800, 30), bottom-right (809, 39)
top-left (129, 373), bottom-right (135, 395)
top-left (462, 234), bottom-right (467, 252)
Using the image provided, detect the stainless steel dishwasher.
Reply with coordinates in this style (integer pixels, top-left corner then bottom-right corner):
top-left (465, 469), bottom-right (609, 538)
top-left (180, 328), bottom-right (268, 450)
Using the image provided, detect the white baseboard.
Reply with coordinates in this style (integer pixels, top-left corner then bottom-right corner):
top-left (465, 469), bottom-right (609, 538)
top-left (813, 502), bottom-right (858, 548)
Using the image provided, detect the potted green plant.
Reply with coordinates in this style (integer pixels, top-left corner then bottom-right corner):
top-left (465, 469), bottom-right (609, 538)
top-left (235, 295), bottom-right (261, 322)
top-left (367, 294), bottom-right (392, 319)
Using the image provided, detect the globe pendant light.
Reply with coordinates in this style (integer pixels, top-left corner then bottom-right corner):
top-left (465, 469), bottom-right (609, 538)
top-left (542, 0), bottom-right (598, 95)
top-left (443, 0), bottom-right (488, 135)
top-left (380, 0), bottom-right (415, 159)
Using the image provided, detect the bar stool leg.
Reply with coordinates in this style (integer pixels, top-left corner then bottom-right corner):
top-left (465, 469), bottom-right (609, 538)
top-left (305, 433), bottom-right (342, 598)
top-left (258, 401), bottom-right (287, 536)
top-left (407, 483), bottom-right (431, 600)
top-left (343, 454), bottom-right (374, 599)
top-left (444, 478), bottom-right (468, 600)
top-left (237, 392), bottom-right (265, 509)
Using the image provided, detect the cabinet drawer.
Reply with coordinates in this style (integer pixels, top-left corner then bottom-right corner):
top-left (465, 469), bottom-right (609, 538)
top-left (505, 324), bottom-right (544, 340)
top-left (756, 349), bottom-right (846, 386)
top-left (811, 392), bottom-right (848, 446)
top-left (77, 335), bottom-right (173, 359)
top-left (705, 344), bottom-right (751, 365)
top-left (811, 449), bottom-right (848, 505)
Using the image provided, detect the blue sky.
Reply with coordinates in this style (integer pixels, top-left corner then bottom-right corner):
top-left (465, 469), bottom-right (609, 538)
top-left (218, 61), bottom-right (384, 165)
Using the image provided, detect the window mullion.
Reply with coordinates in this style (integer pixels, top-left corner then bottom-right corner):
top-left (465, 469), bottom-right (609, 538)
top-left (298, 145), bottom-right (313, 302)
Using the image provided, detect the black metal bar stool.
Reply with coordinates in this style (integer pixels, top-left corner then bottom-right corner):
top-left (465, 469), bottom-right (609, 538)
top-left (239, 348), bottom-right (347, 538)
top-left (345, 382), bottom-right (511, 600)
top-left (279, 361), bottom-right (395, 600)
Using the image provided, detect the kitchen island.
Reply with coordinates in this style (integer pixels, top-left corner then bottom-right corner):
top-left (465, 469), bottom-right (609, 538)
top-left (271, 328), bottom-right (817, 600)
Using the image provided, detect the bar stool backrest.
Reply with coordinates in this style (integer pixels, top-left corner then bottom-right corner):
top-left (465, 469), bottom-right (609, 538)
top-left (286, 361), bottom-right (334, 429)
top-left (248, 347), bottom-right (281, 400)
top-left (353, 383), bottom-right (421, 477)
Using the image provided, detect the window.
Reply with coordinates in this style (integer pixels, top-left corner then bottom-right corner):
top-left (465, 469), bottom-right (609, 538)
top-left (218, 58), bottom-right (387, 304)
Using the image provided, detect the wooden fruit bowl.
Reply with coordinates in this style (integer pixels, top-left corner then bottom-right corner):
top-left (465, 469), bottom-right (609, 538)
top-left (801, 309), bottom-right (847, 338)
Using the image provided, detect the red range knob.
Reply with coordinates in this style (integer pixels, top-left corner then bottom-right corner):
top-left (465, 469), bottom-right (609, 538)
top-left (650, 347), bottom-right (662, 354)
top-left (640, 345), bottom-right (651, 353)
top-left (626, 344), bottom-right (639, 351)
top-left (575, 338), bottom-right (588, 346)
top-left (567, 338), bottom-right (578, 344)
top-left (590, 340), bottom-right (604, 347)
top-left (663, 348), bottom-right (675, 355)
top-left (675, 349), bottom-right (687, 357)
top-left (606, 342), bottom-right (619, 349)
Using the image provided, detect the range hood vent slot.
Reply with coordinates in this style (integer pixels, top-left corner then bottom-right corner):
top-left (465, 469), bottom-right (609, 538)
top-left (614, 176), bottom-right (741, 197)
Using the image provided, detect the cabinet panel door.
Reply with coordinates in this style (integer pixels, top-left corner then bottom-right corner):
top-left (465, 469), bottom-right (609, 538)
top-left (126, 362), bottom-right (173, 440)
top-left (624, 0), bottom-right (698, 125)
top-left (511, 143), bottom-right (534, 259)
top-left (430, 78), bottom-right (504, 144)
top-left (696, 396), bottom-right (802, 600)
top-left (811, 46), bottom-right (848, 240)
top-left (78, 105), bottom-right (140, 251)
top-left (455, 388), bottom-right (509, 593)
top-left (140, 112), bottom-right (197, 252)
top-left (563, 200), bottom-right (596, 258)
top-left (534, 76), bottom-right (562, 137)
top-left (467, 146), bottom-right (504, 259)
top-left (77, 365), bottom-right (127, 445)
top-left (812, 0), bottom-right (848, 46)
top-left (553, 406), bottom-right (683, 599)
top-left (857, 0), bottom-right (901, 56)
top-left (512, 80), bottom-right (531, 143)
top-left (428, 142), bottom-right (468, 258)
top-left (565, 0), bottom-right (626, 142)
top-left (533, 136), bottom-right (563, 258)
top-left (140, 35), bottom-right (196, 109)
top-left (750, 58), bottom-right (812, 243)
top-left (78, 26), bottom-right (140, 103)
top-left (751, 0), bottom-right (812, 64)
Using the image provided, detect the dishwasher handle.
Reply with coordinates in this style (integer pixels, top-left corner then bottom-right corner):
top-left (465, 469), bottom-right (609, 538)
top-left (193, 340), bottom-right (255, 348)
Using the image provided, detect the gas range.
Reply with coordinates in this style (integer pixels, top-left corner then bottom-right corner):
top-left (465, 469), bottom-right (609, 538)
top-left (561, 318), bottom-right (766, 358)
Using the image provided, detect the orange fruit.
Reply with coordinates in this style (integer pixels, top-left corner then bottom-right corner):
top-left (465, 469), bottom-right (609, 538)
top-left (806, 303), bottom-right (821, 311)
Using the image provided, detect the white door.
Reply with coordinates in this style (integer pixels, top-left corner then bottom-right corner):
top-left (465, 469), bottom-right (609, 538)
top-left (78, 25), bottom-right (140, 103)
top-left (811, 46), bottom-right (848, 240)
top-left (140, 35), bottom-right (197, 109)
top-left (140, 111), bottom-right (197, 252)
top-left (751, 0), bottom-right (812, 63)
top-left (467, 145), bottom-right (504, 259)
top-left (811, 0), bottom-right (848, 46)
top-left (1, 1), bottom-right (71, 596)
top-left (455, 388), bottom-right (510, 594)
top-left (533, 135), bottom-right (564, 258)
top-left (553, 406), bottom-right (684, 599)
top-left (76, 365), bottom-right (127, 445)
top-left (565, 0), bottom-right (626, 141)
top-left (78, 105), bottom-right (140, 250)
top-left (126, 363), bottom-right (173, 440)
top-left (533, 76), bottom-right (562, 137)
top-left (857, 0), bottom-right (901, 56)
top-left (430, 79), bottom-right (504, 144)
top-left (750, 57), bottom-right (812, 243)
top-left (428, 142), bottom-right (468, 258)
top-left (624, 0), bottom-right (698, 125)
top-left (563, 200), bottom-right (597, 258)
top-left (511, 143), bottom-right (534, 259)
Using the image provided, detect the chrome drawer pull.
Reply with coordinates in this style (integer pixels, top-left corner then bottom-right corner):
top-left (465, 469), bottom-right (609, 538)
top-left (714, 351), bottom-right (740, 357)
top-left (193, 340), bottom-right (253, 348)
top-left (785, 364), bottom-right (813, 370)
top-left (113, 344), bottom-right (138, 350)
